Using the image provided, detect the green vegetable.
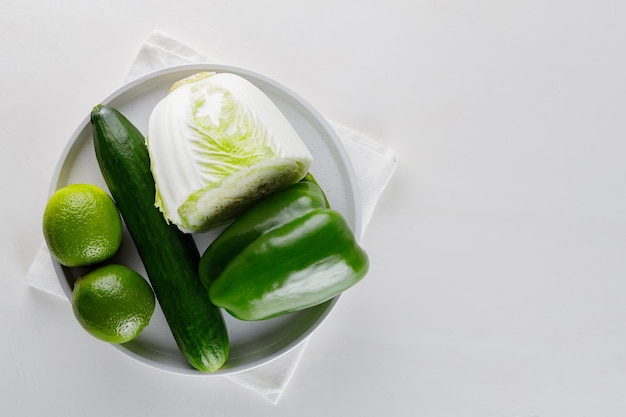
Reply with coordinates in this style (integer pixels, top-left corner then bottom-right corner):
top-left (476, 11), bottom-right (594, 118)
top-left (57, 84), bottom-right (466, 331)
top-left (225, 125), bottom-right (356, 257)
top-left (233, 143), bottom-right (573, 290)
top-left (146, 71), bottom-right (313, 233)
top-left (200, 176), bottom-right (369, 321)
top-left (91, 104), bottom-right (229, 372)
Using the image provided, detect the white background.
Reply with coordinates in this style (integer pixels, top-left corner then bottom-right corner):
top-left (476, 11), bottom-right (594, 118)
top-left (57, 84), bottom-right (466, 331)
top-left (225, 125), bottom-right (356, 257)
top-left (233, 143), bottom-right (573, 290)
top-left (3, 1), bottom-right (626, 416)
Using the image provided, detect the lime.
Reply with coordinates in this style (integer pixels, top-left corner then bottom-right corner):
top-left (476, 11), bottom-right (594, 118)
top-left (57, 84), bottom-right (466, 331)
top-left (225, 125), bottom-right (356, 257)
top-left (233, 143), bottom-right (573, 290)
top-left (72, 264), bottom-right (156, 344)
top-left (43, 184), bottom-right (122, 267)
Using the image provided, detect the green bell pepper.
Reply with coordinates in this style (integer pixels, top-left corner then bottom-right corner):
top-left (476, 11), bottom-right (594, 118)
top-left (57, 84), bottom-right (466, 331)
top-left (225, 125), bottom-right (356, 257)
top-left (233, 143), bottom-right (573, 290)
top-left (199, 175), bottom-right (369, 321)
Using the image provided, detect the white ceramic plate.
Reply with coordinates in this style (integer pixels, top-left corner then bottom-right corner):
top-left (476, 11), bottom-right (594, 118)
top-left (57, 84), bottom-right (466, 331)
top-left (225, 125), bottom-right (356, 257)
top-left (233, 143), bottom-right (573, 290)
top-left (49, 64), bottom-right (361, 376)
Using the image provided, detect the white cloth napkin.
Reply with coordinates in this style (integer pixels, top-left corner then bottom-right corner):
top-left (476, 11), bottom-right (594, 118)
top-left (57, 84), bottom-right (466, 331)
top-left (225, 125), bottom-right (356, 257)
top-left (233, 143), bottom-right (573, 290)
top-left (25, 29), bottom-right (397, 404)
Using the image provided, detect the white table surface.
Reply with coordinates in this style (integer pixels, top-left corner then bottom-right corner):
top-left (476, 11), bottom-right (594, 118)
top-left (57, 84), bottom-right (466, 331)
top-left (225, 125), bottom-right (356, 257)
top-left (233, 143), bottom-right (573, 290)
top-left (3, 1), bottom-right (626, 416)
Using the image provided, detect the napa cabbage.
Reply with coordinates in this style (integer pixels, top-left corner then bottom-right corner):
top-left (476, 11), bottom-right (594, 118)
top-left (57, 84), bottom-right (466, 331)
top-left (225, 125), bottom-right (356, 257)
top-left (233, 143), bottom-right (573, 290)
top-left (147, 72), bottom-right (313, 233)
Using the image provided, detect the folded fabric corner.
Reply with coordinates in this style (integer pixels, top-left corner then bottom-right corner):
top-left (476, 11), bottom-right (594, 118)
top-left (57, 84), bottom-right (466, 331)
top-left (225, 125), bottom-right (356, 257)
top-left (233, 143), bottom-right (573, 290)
top-left (126, 29), bottom-right (214, 81)
top-left (226, 338), bottom-right (310, 405)
top-left (25, 244), bottom-right (66, 299)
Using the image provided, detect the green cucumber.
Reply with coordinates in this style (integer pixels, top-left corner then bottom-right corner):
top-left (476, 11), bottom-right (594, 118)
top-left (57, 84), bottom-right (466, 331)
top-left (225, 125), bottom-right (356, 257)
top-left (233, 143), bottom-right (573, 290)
top-left (91, 104), bottom-right (229, 372)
